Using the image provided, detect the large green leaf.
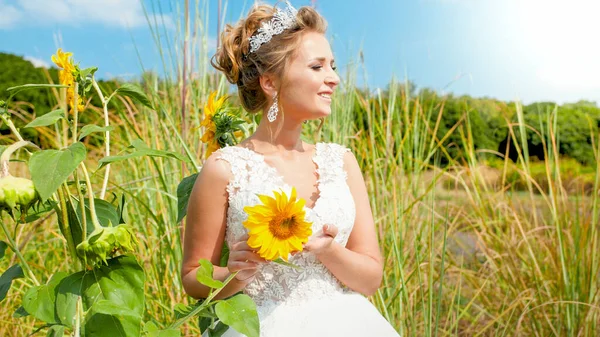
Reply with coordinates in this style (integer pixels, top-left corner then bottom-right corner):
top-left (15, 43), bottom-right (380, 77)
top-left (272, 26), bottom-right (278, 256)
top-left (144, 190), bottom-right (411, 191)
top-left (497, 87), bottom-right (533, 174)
top-left (46, 325), bottom-right (66, 337)
top-left (84, 300), bottom-right (140, 337)
top-left (0, 264), bottom-right (24, 302)
top-left (98, 139), bottom-right (188, 169)
top-left (144, 321), bottom-right (181, 337)
top-left (55, 255), bottom-right (145, 336)
top-left (114, 83), bottom-right (153, 109)
top-left (196, 259), bottom-right (223, 289)
top-left (78, 125), bottom-right (114, 140)
top-left (22, 272), bottom-right (68, 324)
top-left (30, 143), bottom-right (87, 201)
top-left (176, 173), bottom-right (198, 222)
top-left (24, 109), bottom-right (65, 128)
top-left (214, 294), bottom-right (259, 337)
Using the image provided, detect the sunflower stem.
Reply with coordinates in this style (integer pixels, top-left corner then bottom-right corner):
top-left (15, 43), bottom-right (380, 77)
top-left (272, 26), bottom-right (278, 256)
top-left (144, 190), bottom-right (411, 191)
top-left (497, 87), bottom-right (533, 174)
top-left (0, 210), bottom-right (40, 286)
top-left (91, 77), bottom-right (112, 200)
top-left (168, 271), bottom-right (240, 329)
top-left (79, 162), bottom-right (102, 230)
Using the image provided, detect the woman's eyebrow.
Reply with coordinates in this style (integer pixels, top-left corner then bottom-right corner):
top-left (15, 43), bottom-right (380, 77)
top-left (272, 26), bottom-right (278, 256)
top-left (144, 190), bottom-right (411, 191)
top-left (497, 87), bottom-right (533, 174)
top-left (310, 57), bottom-right (336, 63)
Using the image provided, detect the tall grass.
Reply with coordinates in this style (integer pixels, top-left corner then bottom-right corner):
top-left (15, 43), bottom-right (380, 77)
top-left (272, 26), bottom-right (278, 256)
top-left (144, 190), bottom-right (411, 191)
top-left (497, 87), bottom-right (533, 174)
top-left (1, 1), bottom-right (599, 336)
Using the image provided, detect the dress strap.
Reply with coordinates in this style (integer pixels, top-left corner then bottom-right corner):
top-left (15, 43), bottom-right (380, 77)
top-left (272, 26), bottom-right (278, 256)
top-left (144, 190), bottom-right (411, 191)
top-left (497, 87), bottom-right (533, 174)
top-left (215, 146), bottom-right (255, 192)
top-left (314, 143), bottom-right (351, 186)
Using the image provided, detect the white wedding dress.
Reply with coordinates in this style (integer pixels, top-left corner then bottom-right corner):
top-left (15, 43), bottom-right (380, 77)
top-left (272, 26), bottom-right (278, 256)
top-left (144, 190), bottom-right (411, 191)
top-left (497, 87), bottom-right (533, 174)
top-left (215, 142), bottom-right (400, 337)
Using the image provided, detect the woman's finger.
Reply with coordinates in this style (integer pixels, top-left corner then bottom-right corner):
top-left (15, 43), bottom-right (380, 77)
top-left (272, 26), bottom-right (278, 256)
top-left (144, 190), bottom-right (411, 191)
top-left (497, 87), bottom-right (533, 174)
top-left (323, 224), bottom-right (338, 238)
top-left (229, 250), bottom-right (266, 264)
top-left (231, 239), bottom-right (255, 252)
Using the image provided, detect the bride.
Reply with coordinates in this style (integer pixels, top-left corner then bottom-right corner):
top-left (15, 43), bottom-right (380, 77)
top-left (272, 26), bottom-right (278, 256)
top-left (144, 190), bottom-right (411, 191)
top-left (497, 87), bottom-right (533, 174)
top-left (182, 1), bottom-right (400, 336)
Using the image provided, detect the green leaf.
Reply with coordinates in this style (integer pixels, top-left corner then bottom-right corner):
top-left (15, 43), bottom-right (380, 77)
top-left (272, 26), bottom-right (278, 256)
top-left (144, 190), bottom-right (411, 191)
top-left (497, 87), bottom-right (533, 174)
top-left (54, 196), bottom-right (120, 250)
top-left (84, 300), bottom-right (140, 337)
top-left (0, 264), bottom-right (24, 302)
top-left (13, 201), bottom-right (56, 224)
top-left (78, 125), bottom-right (114, 140)
top-left (0, 241), bottom-right (7, 259)
top-left (13, 306), bottom-right (29, 318)
top-left (143, 320), bottom-right (181, 337)
top-left (196, 259), bottom-right (223, 289)
top-left (219, 244), bottom-right (229, 268)
top-left (55, 255), bottom-right (145, 335)
top-left (114, 83), bottom-right (153, 109)
top-left (98, 139), bottom-right (188, 169)
top-left (215, 294), bottom-right (259, 337)
top-left (79, 67), bottom-right (98, 80)
top-left (24, 109), bottom-right (65, 128)
top-left (76, 197), bottom-right (121, 230)
top-left (30, 143), bottom-right (87, 202)
top-left (176, 173), bottom-right (198, 223)
top-left (46, 325), bottom-right (66, 337)
top-left (6, 83), bottom-right (67, 93)
top-left (208, 322), bottom-right (228, 337)
top-left (22, 272), bottom-right (68, 324)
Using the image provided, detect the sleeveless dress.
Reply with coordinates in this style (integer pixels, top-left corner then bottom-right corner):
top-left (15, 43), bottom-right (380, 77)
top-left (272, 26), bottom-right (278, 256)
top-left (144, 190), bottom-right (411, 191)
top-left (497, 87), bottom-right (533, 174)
top-left (214, 142), bottom-right (400, 337)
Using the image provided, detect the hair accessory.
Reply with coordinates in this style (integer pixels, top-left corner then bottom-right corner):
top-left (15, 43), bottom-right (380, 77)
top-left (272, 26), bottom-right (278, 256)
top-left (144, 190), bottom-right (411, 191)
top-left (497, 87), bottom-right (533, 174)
top-left (248, 1), bottom-right (298, 54)
top-left (267, 93), bottom-right (279, 122)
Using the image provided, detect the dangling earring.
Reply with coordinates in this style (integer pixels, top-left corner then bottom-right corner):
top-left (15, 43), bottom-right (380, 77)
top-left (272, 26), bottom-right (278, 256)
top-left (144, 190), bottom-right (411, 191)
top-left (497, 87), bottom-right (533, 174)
top-left (267, 93), bottom-right (278, 123)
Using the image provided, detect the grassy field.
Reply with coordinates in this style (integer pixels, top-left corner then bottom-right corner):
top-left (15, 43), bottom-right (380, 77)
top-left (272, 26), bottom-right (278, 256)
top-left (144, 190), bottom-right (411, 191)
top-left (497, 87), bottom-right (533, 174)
top-left (1, 3), bottom-right (599, 336)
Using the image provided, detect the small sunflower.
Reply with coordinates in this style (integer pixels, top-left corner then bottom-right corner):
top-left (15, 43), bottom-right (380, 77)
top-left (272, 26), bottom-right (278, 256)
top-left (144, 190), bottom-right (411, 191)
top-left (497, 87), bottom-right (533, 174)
top-left (243, 187), bottom-right (313, 261)
top-left (51, 48), bottom-right (85, 113)
top-left (199, 91), bottom-right (245, 158)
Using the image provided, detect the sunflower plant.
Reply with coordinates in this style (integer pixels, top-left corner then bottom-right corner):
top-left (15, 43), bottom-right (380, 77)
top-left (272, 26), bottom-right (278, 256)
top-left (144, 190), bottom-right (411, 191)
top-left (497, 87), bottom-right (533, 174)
top-left (0, 49), bottom-right (186, 337)
top-left (243, 186), bottom-right (313, 264)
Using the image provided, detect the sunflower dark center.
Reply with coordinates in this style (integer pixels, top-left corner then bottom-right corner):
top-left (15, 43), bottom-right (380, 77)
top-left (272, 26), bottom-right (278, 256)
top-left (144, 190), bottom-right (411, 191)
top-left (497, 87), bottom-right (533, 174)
top-left (269, 214), bottom-right (297, 240)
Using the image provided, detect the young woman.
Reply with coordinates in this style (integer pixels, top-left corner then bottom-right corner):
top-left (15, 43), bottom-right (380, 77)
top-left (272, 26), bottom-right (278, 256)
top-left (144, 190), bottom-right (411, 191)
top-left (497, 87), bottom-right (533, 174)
top-left (182, 1), bottom-right (400, 336)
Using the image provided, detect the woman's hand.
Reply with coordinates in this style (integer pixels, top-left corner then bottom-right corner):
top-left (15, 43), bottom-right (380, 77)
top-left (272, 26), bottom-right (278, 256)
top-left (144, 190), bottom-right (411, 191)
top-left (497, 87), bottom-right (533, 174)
top-left (303, 224), bottom-right (338, 256)
top-left (227, 234), bottom-right (266, 283)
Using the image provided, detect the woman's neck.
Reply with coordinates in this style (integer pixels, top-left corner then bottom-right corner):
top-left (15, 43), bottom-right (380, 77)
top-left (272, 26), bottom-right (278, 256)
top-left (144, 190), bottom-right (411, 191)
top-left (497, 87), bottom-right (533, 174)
top-left (249, 116), bottom-right (306, 153)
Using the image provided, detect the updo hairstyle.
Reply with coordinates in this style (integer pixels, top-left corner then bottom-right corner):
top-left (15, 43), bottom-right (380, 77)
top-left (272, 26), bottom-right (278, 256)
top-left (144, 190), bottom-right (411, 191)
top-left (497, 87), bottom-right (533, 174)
top-left (210, 1), bottom-right (327, 114)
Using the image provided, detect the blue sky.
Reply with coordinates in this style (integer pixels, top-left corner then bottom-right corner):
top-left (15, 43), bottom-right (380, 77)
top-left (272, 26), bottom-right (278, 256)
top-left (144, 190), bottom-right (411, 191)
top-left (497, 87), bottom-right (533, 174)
top-left (1, 0), bottom-right (598, 105)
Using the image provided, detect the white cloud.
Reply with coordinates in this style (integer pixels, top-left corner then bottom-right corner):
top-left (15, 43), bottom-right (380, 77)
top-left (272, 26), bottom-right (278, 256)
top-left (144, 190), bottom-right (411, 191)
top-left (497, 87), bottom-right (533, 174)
top-left (24, 55), bottom-right (50, 68)
top-left (0, 1), bottom-right (22, 29)
top-left (0, 0), bottom-right (173, 29)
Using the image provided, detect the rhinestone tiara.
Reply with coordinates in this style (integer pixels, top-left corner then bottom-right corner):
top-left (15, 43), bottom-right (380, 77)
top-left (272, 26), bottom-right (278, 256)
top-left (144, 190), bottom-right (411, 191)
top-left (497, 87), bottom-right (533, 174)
top-left (247, 1), bottom-right (298, 54)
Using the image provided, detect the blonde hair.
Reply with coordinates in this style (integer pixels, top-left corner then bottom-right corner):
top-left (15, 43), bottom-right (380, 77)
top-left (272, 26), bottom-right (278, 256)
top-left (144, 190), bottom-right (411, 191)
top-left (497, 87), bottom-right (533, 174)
top-left (210, 1), bottom-right (328, 115)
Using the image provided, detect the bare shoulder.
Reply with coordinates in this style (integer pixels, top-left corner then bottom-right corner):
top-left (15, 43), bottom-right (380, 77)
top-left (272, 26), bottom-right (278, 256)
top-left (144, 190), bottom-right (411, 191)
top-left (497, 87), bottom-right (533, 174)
top-left (340, 145), bottom-right (361, 177)
top-left (198, 149), bottom-right (234, 183)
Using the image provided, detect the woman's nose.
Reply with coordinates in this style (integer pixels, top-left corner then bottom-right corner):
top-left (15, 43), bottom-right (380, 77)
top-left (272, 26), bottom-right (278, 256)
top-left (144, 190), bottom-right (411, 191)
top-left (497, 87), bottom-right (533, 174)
top-left (326, 69), bottom-right (340, 87)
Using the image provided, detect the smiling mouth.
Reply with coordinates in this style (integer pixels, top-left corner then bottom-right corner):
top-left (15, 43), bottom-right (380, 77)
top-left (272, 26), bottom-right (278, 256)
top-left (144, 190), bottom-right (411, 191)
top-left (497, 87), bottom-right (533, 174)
top-left (318, 93), bottom-right (331, 101)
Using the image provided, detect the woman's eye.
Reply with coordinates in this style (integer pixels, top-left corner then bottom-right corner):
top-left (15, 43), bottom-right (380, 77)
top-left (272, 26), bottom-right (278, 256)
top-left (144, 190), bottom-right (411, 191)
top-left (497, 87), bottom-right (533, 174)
top-left (312, 66), bottom-right (322, 70)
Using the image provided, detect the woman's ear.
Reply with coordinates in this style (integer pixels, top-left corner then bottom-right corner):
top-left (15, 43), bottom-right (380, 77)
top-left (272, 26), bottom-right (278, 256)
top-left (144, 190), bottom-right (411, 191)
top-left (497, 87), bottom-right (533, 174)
top-left (259, 73), bottom-right (279, 98)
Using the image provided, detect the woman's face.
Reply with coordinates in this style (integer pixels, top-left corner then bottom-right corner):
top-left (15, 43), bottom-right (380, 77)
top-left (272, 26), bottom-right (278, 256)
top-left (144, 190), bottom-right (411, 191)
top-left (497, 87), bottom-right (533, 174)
top-left (279, 31), bottom-right (340, 122)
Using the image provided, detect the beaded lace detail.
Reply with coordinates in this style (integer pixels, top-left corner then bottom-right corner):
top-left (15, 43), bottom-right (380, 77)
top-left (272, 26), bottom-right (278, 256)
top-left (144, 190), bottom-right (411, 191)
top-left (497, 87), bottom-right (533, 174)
top-left (215, 142), bottom-right (356, 308)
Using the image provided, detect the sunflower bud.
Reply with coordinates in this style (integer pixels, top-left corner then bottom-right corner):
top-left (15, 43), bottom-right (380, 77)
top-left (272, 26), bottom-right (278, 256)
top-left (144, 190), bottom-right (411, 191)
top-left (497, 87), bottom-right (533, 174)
top-left (76, 224), bottom-right (137, 266)
top-left (0, 141), bottom-right (39, 214)
top-left (0, 175), bottom-right (38, 211)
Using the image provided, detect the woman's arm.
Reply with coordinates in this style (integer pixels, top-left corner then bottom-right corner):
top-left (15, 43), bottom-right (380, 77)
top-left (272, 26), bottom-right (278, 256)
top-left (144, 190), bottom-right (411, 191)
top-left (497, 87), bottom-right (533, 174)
top-left (181, 153), bottom-right (256, 300)
top-left (307, 150), bottom-right (384, 296)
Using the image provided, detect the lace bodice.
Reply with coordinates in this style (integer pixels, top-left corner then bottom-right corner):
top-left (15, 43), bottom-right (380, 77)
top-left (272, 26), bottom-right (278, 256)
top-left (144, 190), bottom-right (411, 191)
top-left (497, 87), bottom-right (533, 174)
top-left (215, 142), bottom-right (357, 308)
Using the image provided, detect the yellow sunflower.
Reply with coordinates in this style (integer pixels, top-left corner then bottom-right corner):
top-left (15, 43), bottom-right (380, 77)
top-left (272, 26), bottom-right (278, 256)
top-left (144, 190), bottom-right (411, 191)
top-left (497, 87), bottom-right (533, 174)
top-left (201, 91), bottom-right (227, 128)
top-left (200, 91), bottom-right (228, 158)
top-left (243, 187), bottom-right (313, 261)
top-left (51, 48), bottom-right (85, 113)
